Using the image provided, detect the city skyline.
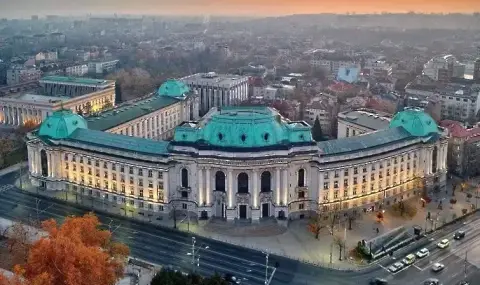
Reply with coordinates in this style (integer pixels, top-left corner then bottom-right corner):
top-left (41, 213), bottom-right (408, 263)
top-left (0, 0), bottom-right (479, 18)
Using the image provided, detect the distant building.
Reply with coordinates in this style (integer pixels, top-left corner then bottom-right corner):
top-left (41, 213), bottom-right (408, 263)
top-left (181, 72), bottom-right (249, 115)
top-left (35, 51), bottom-right (58, 62)
top-left (473, 58), bottom-right (480, 81)
top-left (0, 76), bottom-right (116, 126)
top-left (422, 55), bottom-right (464, 82)
top-left (88, 60), bottom-right (119, 74)
top-left (311, 52), bottom-right (359, 78)
top-left (7, 66), bottom-right (42, 86)
top-left (363, 60), bottom-right (393, 79)
top-left (65, 64), bottom-right (89, 77)
top-left (336, 67), bottom-right (360, 83)
top-left (305, 98), bottom-right (336, 137)
top-left (337, 109), bottom-right (391, 138)
top-left (440, 120), bottom-right (480, 178)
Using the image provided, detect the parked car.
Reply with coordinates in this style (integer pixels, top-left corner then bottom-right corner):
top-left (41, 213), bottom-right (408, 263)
top-left (458, 282), bottom-right (469, 285)
top-left (454, 231), bottom-right (466, 240)
top-left (424, 278), bottom-right (441, 285)
top-left (416, 248), bottom-right (430, 258)
top-left (402, 254), bottom-right (416, 265)
top-left (432, 263), bottom-right (445, 272)
top-left (369, 277), bottom-right (388, 285)
top-left (388, 262), bottom-right (404, 273)
top-left (437, 239), bottom-right (450, 249)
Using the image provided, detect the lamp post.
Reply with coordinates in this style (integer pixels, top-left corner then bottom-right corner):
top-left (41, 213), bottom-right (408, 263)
top-left (262, 251), bottom-right (269, 285)
top-left (188, 237), bottom-right (209, 272)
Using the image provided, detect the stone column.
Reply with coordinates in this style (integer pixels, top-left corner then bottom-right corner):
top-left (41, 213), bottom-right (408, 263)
top-left (206, 168), bottom-right (211, 206)
top-left (276, 168), bottom-right (281, 205)
top-left (164, 171), bottom-right (169, 203)
top-left (318, 171), bottom-right (324, 204)
top-left (227, 170), bottom-right (233, 208)
top-left (252, 170), bottom-right (258, 208)
top-left (443, 144), bottom-right (448, 170)
top-left (282, 169), bottom-right (288, 205)
top-left (198, 167), bottom-right (204, 206)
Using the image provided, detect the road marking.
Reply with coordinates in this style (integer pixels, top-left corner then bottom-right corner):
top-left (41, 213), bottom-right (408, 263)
top-left (378, 264), bottom-right (389, 272)
top-left (413, 264), bottom-right (423, 271)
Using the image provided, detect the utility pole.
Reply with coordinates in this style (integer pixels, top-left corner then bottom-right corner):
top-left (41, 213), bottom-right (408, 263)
top-left (263, 251), bottom-right (269, 285)
top-left (464, 251), bottom-right (468, 280)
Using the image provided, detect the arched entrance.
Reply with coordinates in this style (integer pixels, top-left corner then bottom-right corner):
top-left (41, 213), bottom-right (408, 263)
top-left (237, 173), bottom-right (249, 219)
top-left (298, 169), bottom-right (305, 187)
top-left (260, 171), bottom-right (272, 218)
top-left (181, 168), bottom-right (189, 188)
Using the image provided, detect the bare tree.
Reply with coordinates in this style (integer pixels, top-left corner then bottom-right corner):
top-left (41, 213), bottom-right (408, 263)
top-left (334, 235), bottom-right (346, 261)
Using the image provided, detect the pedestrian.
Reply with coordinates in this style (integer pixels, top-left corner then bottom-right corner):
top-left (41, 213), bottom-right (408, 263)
top-left (376, 228), bottom-right (379, 234)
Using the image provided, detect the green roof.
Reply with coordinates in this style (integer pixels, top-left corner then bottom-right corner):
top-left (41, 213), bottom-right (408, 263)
top-left (40, 76), bottom-right (112, 86)
top-left (318, 127), bottom-right (413, 156)
top-left (158, 80), bottom-right (190, 98)
top-left (173, 106), bottom-right (313, 148)
top-left (38, 109), bottom-right (88, 139)
top-left (87, 96), bottom-right (179, 131)
top-left (66, 128), bottom-right (169, 156)
top-left (389, 108), bottom-right (439, 137)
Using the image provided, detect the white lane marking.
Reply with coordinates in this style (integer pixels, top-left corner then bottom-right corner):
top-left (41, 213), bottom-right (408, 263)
top-left (378, 264), bottom-right (389, 273)
top-left (413, 264), bottom-right (423, 271)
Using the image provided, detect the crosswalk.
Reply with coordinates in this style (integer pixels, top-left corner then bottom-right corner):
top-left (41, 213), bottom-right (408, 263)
top-left (0, 184), bottom-right (14, 193)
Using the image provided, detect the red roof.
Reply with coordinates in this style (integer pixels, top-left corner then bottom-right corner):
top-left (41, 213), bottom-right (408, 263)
top-left (440, 120), bottom-right (480, 141)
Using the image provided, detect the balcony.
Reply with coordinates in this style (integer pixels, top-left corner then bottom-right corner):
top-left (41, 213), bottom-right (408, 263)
top-left (176, 185), bottom-right (191, 192)
top-left (235, 192), bottom-right (251, 204)
top-left (259, 191), bottom-right (273, 203)
top-left (295, 186), bottom-right (308, 193)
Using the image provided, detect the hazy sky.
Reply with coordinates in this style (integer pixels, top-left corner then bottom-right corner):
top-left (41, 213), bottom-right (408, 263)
top-left (1, 0), bottom-right (479, 18)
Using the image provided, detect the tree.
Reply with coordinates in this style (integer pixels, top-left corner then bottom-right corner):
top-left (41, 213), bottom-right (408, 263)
top-left (4, 222), bottom-right (32, 265)
top-left (311, 117), bottom-right (324, 142)
top-left (347, 212), bottom-right (356, 230)
top-left (16, 120), bottom-right (39, 136)
top-left (150, 269), bottom-right (228, 285)
top-left (307, 214), bottom-right (327, 239)
top-left (83, 102), bottom-right (92, 115)
top-left (0, 138), bottom-right (14, 167)
top-left (334, 235), bottom-right (346, 261)
top-left (102, 99), bottom-right (113, 111)
top-left (11, 213), bottom-right (129, 285)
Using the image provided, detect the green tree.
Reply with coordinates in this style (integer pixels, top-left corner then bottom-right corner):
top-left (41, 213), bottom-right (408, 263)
top-left (150, 269), bottom-right (228, 285)
top-left (311, 117), bottom-right (324, 141)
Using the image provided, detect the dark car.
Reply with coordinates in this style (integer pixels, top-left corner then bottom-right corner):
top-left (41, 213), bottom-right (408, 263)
top-left (369, 277), bottom-right (388, 285)
top-left (458, 282), bottom-right (469, 285)
top-left (454, 231), bottom-right (466, 240)
top-left (224, 273), bottom-right (241, 284)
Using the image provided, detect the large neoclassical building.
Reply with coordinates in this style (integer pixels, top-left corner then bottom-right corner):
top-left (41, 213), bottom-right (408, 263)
top-left (26, 102), bottom-right (447, 221)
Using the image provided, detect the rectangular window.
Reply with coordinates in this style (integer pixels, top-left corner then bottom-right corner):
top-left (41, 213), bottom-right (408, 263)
top-left (148, 170), bottom-right (153, 178)
top-left (149, 190), bottom-right (153, 199)
top-left (334, 181), bottom-right (339, 188)
top-left (344, 169), bottom-right (348, 176)
top-left (120, 166), bottom-right (124, 173)
top-left (139, 189), bottom-right (144, 197)
top-left (88, 159), bottom-right (91, 165)
top-left (130, 186), bottom-right (134, 195)
top-left (103, 162), bottom-right (108, 169)
top-left (129, 177), bottom-right (134, 184)
top-left (65, 163), bottom-right (69, 170)
top-left (95, 160), bottom-right (99, 167)
top-left (79, 157), bottom-right (82, 163)
top-left (121, 175), bottom-right (125, 182)
top-left (72, 155), bottom-right (76, 162)
top-left (343, 179), bottom-right (348, 187)
top-left (371, 174), bottom-right (375, 181)
top-left (112, 173), bottom-right (116, 180)
top-left (324, 173), bottom-right (329, 179)
top-left (354, 167), bottom-right (358, 174)
top-left (112, 164), bottom-right (116, 171)
top-left (158, 172), bottom-right (163, 179)
top-left (121, 185), bottom-right (125, 193)
top-left (363, 167), bottom-right (367, 173)
top-left (323, 182), bottom-right (328, 190)
top-left (158, 205), bottom-right (164, 211)
top-left (323, 194), bottom-right (329, 201)
top-left (334, 171), bottom-right (339, 178)
top-left (158, 182), bottom-right (164, 190)
top-left (112, 182), bottom-right (117, 192)
top-left (64, 154), bottom-right (68, 161)
top-left (88, 168), bottom-right (92, 175)
top-left (104, 181), bottom-right (109, 189)
top-left (158, 191), bottom-right (164, 201)
top-left (103, 172), bottom-right (108, 179)
top-left (182, 203), bottom-right (188, 210)
top-left (129, 167), bottom-right (134, 175)
top-left (148, 181), bottom-right (153, 188)
top-left (298, 203), bottom-right (304, 210)
top-left (353, 177), bottom-right (357, 184)
top-left (362, 176), bottom-right (366, 183)
top-left (95, 169), bottom-right (100, 177)
top-left (138, 169), bottom-right (143, 176)
top-left (73, 164), bottom-right (76, 171)
top-left (138, 180), bottom-right (143, 187)
top-left (334, 191), bottom-right (338, 199)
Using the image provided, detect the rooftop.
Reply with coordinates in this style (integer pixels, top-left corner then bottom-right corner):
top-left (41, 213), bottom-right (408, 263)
top-left (389, 108), bottom-right (439, 137)
top-left (318, 127), bottom-right (413, 156)
top-left (173, 106), bottom-right (313, 149)
top-left (338, 109), bottom-right (391, 131)
top-left (39, 76), bottom-right (113, 87)
top-left (87, 96), bottom-right (179, 131)
top-left (66, 128), bottom-right (169, 156)
top-left (13, 93), bottom-right (70, 103)
top-left (181, 72), bottom-right (248, 88)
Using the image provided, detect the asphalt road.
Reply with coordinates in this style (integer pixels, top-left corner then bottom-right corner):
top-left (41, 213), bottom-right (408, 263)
top-left (0, 170), bottom-right (479, 285)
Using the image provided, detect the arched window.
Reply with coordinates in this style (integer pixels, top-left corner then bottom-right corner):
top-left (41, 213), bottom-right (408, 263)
top-left (215, 171), bottom-right (226, 192)
top-left (238, 173), bottom-right (249, 194)
top-left (40, 150), bottom-right (48, 177)
top-left (181, 168), bottom-right (189, 188)
top-left (261, 171), bottom-right (271, 192)
top-left (432, 146), bottom-right (438, 173)
top-left (298, 169), bottom-right (305, 187)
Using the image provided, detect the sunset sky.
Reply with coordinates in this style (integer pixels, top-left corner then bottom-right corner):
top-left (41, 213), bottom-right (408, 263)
top-left (0, 0), bottom-right (479, 18)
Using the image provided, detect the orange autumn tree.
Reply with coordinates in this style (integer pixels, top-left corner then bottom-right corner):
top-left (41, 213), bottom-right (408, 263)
top-left (14, 213), bottom-right (129, 285)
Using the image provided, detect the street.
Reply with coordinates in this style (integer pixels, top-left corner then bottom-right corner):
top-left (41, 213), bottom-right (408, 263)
top-left (0, 169), bottom-right (479, 285)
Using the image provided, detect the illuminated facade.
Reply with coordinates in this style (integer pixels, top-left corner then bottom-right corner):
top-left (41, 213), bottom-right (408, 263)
top-left (26, 106), bottom-right (447, 221)
top-left (0, 76), bottom-right (115, 126)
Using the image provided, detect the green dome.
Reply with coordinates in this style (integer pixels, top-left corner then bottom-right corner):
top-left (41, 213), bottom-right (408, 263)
top-left (158, 79), bottom-right (190, 98)
top-left (174, 107), bottom-right (313, 148)
top-left (38, 109), bottom-right (88, 139)
top-left (389, 108), bottom-right (438, 137)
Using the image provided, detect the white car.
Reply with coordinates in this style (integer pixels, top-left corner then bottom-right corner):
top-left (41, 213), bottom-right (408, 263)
top-left (437, 239), bottom-right (450, 249)
top-left (388, 262), bottom-right (404, 273)
top-left (402, 254), bottom-right (416, 265)
top-left (416, 248), bottom-right (430, 258)
top-left (431, 263), bottom-right (445, 272)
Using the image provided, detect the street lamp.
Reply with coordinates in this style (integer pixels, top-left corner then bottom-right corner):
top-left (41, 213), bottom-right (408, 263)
top-left (188, 237), bottom-right (209, 272)
top-left (262, 251), bottom-right (269, 285)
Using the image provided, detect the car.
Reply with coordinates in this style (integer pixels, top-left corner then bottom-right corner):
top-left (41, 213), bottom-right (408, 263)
top-left (454, 231), bottom-right (466, 240)
top-left (458, 282), bottom-right (469, 285)
top-left (437, 239), bottom-right (450, 249)
top-left (431, 262), bottom-right (445, 272)
top-left (369, 278), bottom-right (388, 285)
top-left (224, 273), bottom-right (241, 284)
top-left (424, 278), bottom-right (441, 285)
top-left (402, 254), bottom-right (416, 265)
top-left (416, 248), bottom-right (430, 258)
top-left (387, 262), bottom-right (404, 273)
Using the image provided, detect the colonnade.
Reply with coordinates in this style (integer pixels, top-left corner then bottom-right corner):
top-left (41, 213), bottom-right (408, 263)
top-left (0, 106), bottom-right (44, 126)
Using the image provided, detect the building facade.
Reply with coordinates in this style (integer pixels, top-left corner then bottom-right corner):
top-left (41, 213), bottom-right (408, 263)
top-left (65, 65), bottom-right (89, 77)
top-left (27, 107), bottom-right (447, 221)
top-left (87, 60), bottom-right (119, 74)
top-left (337, 109), bottom-right (391, 138)
top-left (181, 72), bottom-right (249, 116)
top-left (87, 80), bottom-right (199, 140)
top-left (7, 66), bottom-right (42, 86)
top-left (0, 76), bottom-right (115, 126)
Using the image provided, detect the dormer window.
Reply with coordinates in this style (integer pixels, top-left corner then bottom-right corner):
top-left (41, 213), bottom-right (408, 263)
top-left (218, 133), bottom-right (224, 141)
top-left (240, 134), bottom-right (247, 142)
top-left (263, 133), bottom-right (269, 141)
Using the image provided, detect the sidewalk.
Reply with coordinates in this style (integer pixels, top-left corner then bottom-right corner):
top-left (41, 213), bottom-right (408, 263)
top-left (13, 171), bottom-right (475, 270)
